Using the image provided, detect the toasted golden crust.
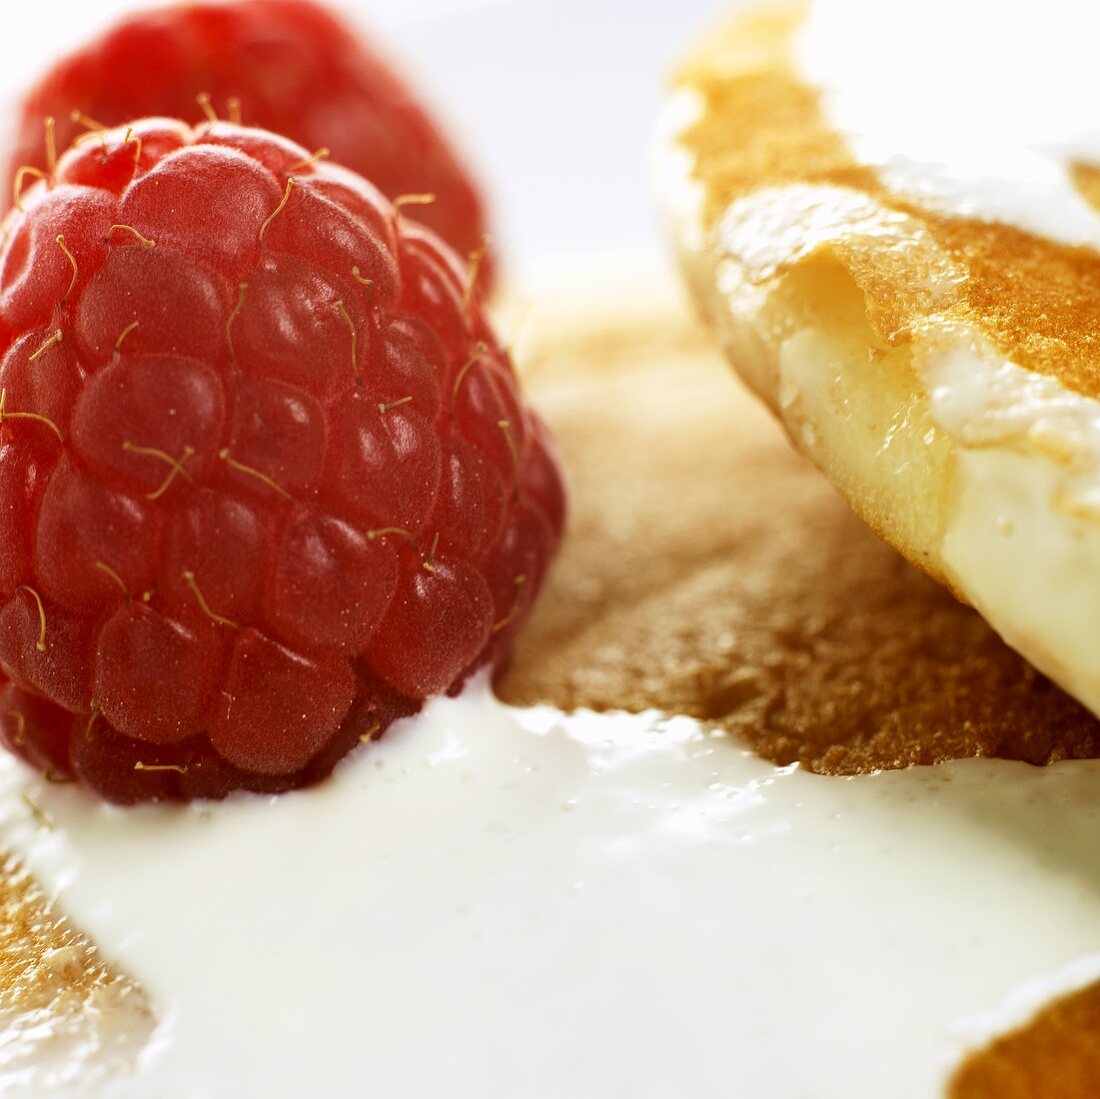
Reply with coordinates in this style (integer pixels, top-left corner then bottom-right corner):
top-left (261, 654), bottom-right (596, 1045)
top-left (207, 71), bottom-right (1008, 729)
top-left (0, 851), bottom-right (152, 1089)
top-left (674, 5), bottom-right (1100, 401)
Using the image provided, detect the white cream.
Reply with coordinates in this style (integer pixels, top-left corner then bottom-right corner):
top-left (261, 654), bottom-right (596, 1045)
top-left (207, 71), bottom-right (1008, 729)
top-left (917, 328), bottom-right (1100, 717)
top-left (797, 0), bottom-right (1100, 249)
top-left (763, 309), bottom-right (1100, 721)
top-left (5, 685), bottom-right (1100, 1097)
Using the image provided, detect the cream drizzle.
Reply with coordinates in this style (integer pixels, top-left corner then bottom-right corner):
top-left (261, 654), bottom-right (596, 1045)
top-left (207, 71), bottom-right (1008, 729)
top-left (797, 0), bottom-right (1100, 248)
top-left (4, 685), bottom-right (1100, 1096)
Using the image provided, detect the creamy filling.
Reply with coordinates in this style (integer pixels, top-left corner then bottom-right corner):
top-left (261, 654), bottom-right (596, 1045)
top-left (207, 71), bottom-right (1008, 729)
top-left (916, 329), bottom-right (1100, 716)
top-left (769, 306), bottom-right (1100, 718)
top-left (4, 684), bottom-right (1100, 1097)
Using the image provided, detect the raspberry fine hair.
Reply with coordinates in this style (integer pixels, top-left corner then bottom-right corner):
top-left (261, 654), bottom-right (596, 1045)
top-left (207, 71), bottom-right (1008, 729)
top-left (4, 0), bottom-right (494, 281)
top-left (0, 118), bottom-right (564, 803)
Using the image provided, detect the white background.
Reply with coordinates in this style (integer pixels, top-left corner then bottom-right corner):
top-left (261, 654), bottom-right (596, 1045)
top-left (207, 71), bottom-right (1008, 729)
top-left (0, 0), bottom-right (729, 278)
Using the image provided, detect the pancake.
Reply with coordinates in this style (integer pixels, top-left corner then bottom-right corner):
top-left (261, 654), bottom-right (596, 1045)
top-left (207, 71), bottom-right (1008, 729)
top-left (499, 282), bottom-right (1100, 772)
top-left (0, 855), bottom-right (152, 1092)
top-left (4, 286), bottom-right (1100, 1095)
top-left (950, 980), bottom-right (1100, 1099)
top-left (658, 0), bottom-right (1100, 722)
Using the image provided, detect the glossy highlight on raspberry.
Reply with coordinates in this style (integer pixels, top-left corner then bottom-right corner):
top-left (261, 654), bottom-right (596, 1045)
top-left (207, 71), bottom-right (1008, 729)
top-left (4, 0), bottom-right (494, 279)
top-left (0, 119), bottom-right (565, 803)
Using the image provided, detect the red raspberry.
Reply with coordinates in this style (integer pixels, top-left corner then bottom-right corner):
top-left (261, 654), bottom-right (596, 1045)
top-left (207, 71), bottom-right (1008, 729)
top-left (0, 119), bottom-right (565, 803)
top-left (5, 0), bottom-right (494, 284)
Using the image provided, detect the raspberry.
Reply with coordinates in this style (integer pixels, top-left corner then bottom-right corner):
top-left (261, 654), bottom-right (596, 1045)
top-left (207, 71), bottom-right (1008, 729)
top-left (4, 0), bottom-right (493, 283)
top-left (0, 119), bottom-right (565, 803)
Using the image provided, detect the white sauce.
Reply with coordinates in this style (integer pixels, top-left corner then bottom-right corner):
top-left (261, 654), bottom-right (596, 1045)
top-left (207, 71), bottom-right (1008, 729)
top-left (916, 329), bottom-right (1100, 718)
top-left (797, 0), bottom-right (1100, 249)
top-left (4, 684), bottom-right (1100, 1097)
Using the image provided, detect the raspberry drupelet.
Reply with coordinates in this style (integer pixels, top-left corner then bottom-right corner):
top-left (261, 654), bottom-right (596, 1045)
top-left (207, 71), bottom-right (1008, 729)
top-left (0, 119), bottom-right (565, 803)
top-left (4, 0), bottom-right (494, 282)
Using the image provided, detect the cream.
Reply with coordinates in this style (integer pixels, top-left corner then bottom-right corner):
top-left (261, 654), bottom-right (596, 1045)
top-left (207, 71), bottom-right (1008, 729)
top-left (797, 0), bottom-right (1100, 249)
top-left (918, 327), bottom-right (1100, 718)
top-left (4, 685), bottom-right (1100, 1097)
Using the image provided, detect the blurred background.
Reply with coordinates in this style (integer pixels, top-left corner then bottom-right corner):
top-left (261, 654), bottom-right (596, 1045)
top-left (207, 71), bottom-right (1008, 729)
top-left (0, 0), bottom-right (729, 283)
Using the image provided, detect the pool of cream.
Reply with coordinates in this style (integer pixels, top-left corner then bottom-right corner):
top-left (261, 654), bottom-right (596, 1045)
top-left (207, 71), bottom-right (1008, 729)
top-left (3, 682), bottom-right (1100, 1098)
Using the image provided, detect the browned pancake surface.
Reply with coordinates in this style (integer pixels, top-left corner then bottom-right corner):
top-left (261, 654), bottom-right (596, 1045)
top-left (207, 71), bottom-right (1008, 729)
top-left (949, 983), bottom-right (1100, 1099)
top-left (499, 304), bottom-right (1100, 770)
top-left (675, 6), bottom-right (1100, 401)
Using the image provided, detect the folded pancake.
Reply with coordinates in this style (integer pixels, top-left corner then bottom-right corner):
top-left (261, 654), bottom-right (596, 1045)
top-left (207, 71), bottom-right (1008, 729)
top-left (658, 0), bottom-right (1100, 720)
